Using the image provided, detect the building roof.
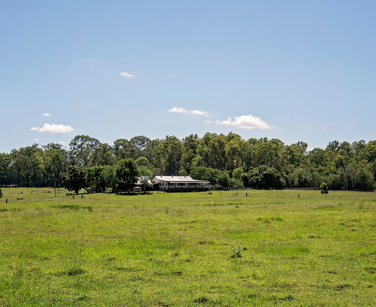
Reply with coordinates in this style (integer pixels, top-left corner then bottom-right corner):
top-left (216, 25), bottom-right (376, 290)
top-left (153, 176), bottom-right (210, 184)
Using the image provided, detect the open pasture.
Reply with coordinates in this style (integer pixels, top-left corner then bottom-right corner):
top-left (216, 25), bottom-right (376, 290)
top-left (0, 189), bottom-right (376, 306)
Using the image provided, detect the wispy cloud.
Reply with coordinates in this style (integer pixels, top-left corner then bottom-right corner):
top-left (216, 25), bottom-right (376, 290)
top-left (57, 141), bottom-right (65, 145)
top-left (119, 72), bottom-right (135, 78)
top-left (30, 123), bottom-right (74, 133)
top-left (167, 107), bottom-right (210, 116)
top-left (204, 120), bottom-right (211, 124)
top-left (216, 114), bottom-right (273, 130)
top-left (191, 110), bottom-right (210, 116)
top-left (167, 107), bottom-right (188, 114)
top-left (42, 113), bottom-right (51, 117)
top-left (34, 139), bottom-right (40, 142)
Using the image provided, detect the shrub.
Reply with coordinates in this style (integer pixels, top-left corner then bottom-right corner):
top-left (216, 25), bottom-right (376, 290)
top-left (289, 168), bottom-right (313, 187)
top-left (231, 245), bottom-right (242, 258)
top-left (217, 172), bottom-right (230, 187)
top-left (354, 168), bottom-right (375, 191)
top-left (320, 182), bottom-right (328, 191)
top-left (243, 165), bottom-right (286, 189)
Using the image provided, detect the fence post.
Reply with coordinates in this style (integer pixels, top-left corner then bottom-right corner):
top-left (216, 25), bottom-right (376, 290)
top-left (73, 195), bottom-right (74, 199)
top-left (298, 194), bottom-right (300, 198)
top-left (6, 199), bottom-right (7, 203)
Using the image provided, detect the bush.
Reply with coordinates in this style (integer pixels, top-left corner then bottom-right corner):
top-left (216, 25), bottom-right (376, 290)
top-left (243, 165), bottom-right (286, 189)
top-left (320, 182), bottom-right (328, 191)
top-left (231, 245), bottom-right (242, 258)
top-left (354, 168), bottom-right (374, 191)
top-left (217, 172), bottom-right (230, 187)
top-left (288, 168), bottom-right (313, 187)
top-left (328, 174), bottom-right (341, 190)
top-left (229, 178), bottom-right (243, 188)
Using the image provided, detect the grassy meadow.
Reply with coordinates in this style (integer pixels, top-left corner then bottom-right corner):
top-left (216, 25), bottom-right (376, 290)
top-left (0, 188), bottom-right (376, 306)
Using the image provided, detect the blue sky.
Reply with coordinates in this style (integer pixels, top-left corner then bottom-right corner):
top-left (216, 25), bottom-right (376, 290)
top-left (1, 0), bottom-right (376, 152)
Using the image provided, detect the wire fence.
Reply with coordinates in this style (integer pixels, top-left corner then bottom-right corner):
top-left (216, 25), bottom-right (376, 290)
top-left (0, 187), bottom-right (375, 205)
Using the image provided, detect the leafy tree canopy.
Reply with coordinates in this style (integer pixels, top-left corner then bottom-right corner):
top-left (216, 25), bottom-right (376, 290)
top-left (116, 159), bottom-right (139, 188)
top-left (63, 165), bottom-right (87, 194)
top-left (243, 165), bottom-right (286, 189)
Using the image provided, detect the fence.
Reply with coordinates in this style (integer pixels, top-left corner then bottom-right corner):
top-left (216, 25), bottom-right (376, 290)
top-left (0, 188), bottom-right (375, 205)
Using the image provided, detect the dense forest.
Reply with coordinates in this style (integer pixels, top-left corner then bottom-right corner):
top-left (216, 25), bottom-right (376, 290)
top-left (1, 133), bottom-right (376, 191)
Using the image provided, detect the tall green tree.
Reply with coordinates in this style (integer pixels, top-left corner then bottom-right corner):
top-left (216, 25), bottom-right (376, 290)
top-left (113, 138), bottom-right (132, 160)
top-left (116, 159), bottom-right (139, 188)
top-left (135, 157), bottom-right (151, 168)
top-left (243, 165), bottom-right (286, 189)
top-left (88, 143), bottom-right (114, 166)
top-left (63, 165), bottom-right (87, 194)
top-left (130, 136), bottom-right (151, 159)
top-left (217, 172), bottom-right (230, 187)
top-left (354, 168), bottom-right (374, 191)
top-left (190, 166), bottom-right (221, 184)
top-left (86, 166), bottom-right (107, 193)
top-left (69, 135), bottom-right (100, 167)
top-left (156, 136), bottom-right (183, 175)
top-left (288, 168), bottom-right (313, 187)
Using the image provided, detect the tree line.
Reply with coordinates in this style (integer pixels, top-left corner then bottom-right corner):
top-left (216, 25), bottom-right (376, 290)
top-left (0, 133), bottom-right (375, 192)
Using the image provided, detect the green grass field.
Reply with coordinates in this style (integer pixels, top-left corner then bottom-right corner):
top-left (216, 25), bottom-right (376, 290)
top-left (0, 189), bottom-right (375, 306)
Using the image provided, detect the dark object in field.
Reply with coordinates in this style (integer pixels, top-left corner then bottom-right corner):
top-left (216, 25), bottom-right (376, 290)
top-left (231, 245), bottom-right (242, 258)
top-left (17, 197), bottom-right (23, 201)
top-left (321, 190), bottom-right (329, 194)
top-left (194, 297), bottom-right (209, 303)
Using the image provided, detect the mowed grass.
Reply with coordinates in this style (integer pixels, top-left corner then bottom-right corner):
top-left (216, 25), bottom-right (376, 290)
top-left (0, 189), bottom-right (376, 306)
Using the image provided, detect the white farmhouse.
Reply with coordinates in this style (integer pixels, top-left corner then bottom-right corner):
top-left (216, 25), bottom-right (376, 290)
top-left (152, 176), bottom-right (211, 192)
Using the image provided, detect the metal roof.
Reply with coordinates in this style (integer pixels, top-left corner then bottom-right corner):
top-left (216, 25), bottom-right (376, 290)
top-left (153, 176), bottom-right (210, 184)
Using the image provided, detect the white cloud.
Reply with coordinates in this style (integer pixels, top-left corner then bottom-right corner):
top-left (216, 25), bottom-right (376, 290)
top-left (119, 72), bottom-right (135, 78)
top-left (57, 141), bottom-right (65, 145)
top-left (167, 107), bottom-right (188, 114)
top-left (167, 107), bottom-right (210, 116)
top-left (216, 114), bottom-right (273, 130)
top-left (42, 113), bottom-right (51, 117)
top-left (191, 110), bottom-right (210, 116)
top-left (30, 123), bottom-right (74, 133)
top-left (12, 129), bottom-right (17, 132)
top-left (204, 120), bottom-right (211, 124)
top-left (34, 139), bottom-right (40, 142)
